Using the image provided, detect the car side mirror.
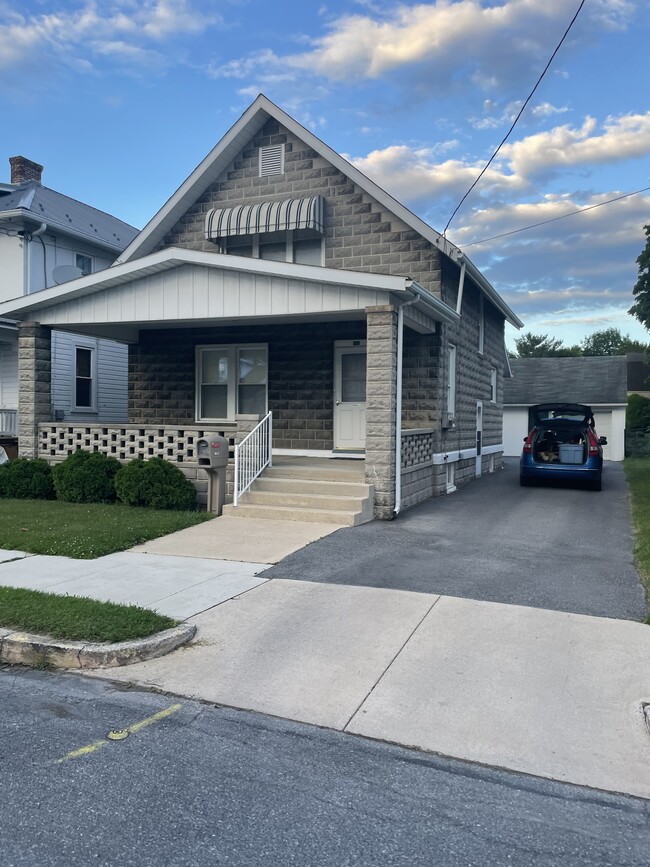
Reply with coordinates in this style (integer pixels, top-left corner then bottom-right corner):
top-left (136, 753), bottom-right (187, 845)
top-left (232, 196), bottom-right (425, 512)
top-left (599, 436), bottom-right (608, 446)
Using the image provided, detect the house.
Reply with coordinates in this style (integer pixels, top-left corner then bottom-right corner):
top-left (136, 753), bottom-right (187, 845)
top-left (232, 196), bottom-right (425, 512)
top-left (0, 95), bottom-right (522, 520)
top-left (503, 356), bottom-right (627, 461)
top-left (0, 156), bottom-right (138, 456)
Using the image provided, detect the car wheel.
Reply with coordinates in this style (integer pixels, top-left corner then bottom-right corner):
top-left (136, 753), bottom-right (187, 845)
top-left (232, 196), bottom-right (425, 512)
top-left (589, 477), bottom-right (602, 492)
top-left (520, 476), bottom-right (532, 487)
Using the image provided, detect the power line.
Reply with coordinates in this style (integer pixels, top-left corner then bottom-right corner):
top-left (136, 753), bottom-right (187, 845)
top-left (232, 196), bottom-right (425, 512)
top-left (442, 0), bottom-right (586, 237)
top-left (461, 186), bottom-right (650, 247)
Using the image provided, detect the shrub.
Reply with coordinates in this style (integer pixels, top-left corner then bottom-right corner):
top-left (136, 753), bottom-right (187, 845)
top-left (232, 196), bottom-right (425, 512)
top-left (627, 393), bottom-right (650, 430)
top-left (0, 458), bottom-right (55, 500)
top-left (114, 457), bottom-right (197, 511)
top-left (53, 449), bottom-right (121, 503)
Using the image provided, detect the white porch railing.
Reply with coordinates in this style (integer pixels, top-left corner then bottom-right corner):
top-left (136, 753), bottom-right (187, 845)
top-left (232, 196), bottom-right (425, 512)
top-left (0, 409), bottom-right (17, 436)
top-left (233, 412), bottom-right (272, 506)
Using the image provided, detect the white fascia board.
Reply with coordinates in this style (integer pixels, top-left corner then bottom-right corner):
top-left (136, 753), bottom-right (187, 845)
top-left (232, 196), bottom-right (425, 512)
top-left (0, 247), bottom-right (411, 319)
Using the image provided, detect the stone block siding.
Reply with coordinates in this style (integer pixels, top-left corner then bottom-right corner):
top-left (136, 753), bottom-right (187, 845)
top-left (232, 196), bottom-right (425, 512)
top-left (129, 321), bottom-right (365, 451)
top-left (156, 118), bottom-right (444, 298)
top-left (402, 328), bottom-right (443, 434)
top-left (439, 258), bottom-right (505, 461)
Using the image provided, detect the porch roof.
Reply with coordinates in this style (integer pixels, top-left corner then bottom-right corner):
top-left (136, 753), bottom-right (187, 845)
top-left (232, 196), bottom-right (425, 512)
top-left (0, 246), bottom-right (458, 341)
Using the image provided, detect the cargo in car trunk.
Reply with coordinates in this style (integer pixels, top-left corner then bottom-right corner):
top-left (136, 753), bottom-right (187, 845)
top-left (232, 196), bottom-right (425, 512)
top-left (533, 427), bottom-right (586, 465)
top-left (559, 443), bottom-right (585, 464)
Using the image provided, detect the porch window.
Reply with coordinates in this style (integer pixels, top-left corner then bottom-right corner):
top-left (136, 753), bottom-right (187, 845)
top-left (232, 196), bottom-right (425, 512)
top-left (196, 344), bottom-right (268, 422)
top-left (74, 346), bottom-right (94, 409)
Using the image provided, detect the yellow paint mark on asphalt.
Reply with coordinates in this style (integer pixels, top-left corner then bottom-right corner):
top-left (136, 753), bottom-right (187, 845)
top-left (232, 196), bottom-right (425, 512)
top-left (55, 703), bottom-right (182, 764)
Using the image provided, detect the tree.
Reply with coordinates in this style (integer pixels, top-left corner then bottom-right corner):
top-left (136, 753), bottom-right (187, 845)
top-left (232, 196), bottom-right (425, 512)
top-left (580, 327), bottom-right (648, 356)
top-left (630, 224), bottom-right (650, 332)
top-left (512, 332), bottom-right (580, 358)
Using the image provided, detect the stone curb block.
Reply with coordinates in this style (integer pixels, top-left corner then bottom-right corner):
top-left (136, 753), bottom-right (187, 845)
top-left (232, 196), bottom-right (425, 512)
top-left (0, 624), bottom-right (196, 670)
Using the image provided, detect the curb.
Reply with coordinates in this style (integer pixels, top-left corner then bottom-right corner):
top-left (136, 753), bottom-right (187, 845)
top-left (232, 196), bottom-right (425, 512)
top-left (0, 623), bottom-right (196, 670)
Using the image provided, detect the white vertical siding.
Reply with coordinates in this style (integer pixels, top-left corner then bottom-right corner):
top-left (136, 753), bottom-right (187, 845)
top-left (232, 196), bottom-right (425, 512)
top-left (51, 330), bottom-right (127, 423)
top-left (0, 339), bottom-right (18, 407)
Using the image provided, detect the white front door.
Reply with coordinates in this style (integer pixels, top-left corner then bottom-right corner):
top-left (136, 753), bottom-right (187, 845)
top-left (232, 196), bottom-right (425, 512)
top-left (334, 340), bottom-right (366, 450)
top-left (476, 400), bottom-right (483, 477)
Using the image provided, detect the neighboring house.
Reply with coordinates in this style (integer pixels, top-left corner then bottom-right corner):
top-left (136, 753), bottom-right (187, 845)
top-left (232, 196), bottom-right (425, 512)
top-left (0, 156), bottom-right (138, 452)
top-left (503, 356), bottom-right (627, 461)
top-left (0, 95), bottom-right (522, 519)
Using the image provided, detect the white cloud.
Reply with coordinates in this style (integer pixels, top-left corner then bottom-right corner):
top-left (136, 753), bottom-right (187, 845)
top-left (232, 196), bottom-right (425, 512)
top-left (531, 102), bottom-right (569, 118)
top-left (211, 0), bottom-right (635, 95)
top-left (0, 1), bottom-right (222, 74)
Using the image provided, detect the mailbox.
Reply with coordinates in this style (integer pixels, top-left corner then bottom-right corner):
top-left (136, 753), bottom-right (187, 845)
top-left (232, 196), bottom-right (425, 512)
top-left (197, 434), bottom-right (229, 469)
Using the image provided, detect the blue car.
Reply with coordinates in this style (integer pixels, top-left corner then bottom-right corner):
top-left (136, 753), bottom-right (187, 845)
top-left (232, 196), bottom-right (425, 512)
top-left (520, 403), bottom-right (607, 491)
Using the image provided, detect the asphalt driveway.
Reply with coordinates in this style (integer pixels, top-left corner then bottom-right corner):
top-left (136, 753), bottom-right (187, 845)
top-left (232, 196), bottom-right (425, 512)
top-left (263, 459), bottom-right (647, 620)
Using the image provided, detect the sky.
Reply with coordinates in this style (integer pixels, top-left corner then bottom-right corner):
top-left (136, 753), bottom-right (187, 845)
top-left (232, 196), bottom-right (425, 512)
top-left (1, 0), bottom-right (649, 350)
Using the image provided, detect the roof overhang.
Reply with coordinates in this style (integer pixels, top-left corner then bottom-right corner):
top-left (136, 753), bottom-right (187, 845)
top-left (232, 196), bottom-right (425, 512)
top-left (0, 246), bottom-right (458, 329)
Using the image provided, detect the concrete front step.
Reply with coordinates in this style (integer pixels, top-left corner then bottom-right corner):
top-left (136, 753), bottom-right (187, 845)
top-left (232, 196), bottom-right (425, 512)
top-left (263, 464), bottom-right (364, 483)
top-left (239, 489), bottom-right (371, 512)
top-left (254, 477), bottom-right (370, 497)
top-left (222, 502), bottom-right (371, 526)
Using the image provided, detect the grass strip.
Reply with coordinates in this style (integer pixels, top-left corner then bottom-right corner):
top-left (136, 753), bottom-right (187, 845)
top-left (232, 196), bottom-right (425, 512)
top-left (0, 499), bottom-right (213, 559)
top-left (0, 585), bottom-right (177, 643)
top-left (624, 457), bottom-right (650, 619)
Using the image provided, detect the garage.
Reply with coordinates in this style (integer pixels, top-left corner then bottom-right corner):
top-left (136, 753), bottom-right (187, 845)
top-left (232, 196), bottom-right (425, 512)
top-left (503, 357), bottom-right (627, 461)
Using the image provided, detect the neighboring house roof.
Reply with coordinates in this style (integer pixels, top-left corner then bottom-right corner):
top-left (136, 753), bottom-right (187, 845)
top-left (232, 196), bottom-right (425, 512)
top-left (115, 93), bottom-right (522, 329)
top-left (0, 181), bottom-right (138, 253)
top-left (504, 356), bottom-right (628, 406)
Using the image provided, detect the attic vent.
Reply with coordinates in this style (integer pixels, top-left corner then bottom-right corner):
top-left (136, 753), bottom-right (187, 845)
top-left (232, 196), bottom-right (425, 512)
top-left (259, 144), bottom-right (284, 177)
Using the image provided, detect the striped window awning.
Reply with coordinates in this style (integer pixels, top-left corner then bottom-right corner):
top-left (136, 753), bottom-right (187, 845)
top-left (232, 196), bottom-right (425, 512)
top-left (205, 196), bottom-right (325, 240)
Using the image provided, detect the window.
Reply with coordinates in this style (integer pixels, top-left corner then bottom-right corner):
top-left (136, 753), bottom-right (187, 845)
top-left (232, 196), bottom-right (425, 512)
top-left (76, 254), bottom-right (92, 276)
top-left (224, 229), bottom-right (323, 266)
top-left (447, 345), bottom-right (457, 415)
top-left (75, 347), bottom-right (94, 408)
top-left (490, 367), bottom-right (497, 403)
top-left (196, 344), bottom-right (268, 422)
top-left (259, 144), bottom-right (284, 177)
top-left (478, 295), bottom-right (485, 354)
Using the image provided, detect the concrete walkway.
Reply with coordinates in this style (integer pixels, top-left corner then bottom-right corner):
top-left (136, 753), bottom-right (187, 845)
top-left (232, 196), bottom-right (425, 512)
top-left (86, 578), bottom-right (650, 801)
top-left (0, 518), bottom-right (343, 619)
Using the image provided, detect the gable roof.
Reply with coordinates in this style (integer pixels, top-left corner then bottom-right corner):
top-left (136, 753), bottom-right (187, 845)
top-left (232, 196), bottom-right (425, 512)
top-left (116, 93), bottom-right (522, 328)
top-left (504, 356), bottom-right (628, 406)
top-left (0, 181), bottom-right (138, 253)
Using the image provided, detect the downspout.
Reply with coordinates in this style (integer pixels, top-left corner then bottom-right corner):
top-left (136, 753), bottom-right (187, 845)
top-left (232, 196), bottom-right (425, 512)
top-left (394, 291), bottom-right (420, 518)
top-left (456, 260), bottom-right (466, 315)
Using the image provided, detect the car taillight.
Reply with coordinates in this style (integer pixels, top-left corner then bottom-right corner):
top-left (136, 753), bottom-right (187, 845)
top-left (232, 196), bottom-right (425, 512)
top-left (523, 430), bottom-right (534, 453)
top-left (587, 429), bottom-right (599, 456)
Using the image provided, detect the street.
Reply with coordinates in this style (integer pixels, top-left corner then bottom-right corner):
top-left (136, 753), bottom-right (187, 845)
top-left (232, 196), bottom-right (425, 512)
top-left (1, 668), bottom-right (649, 867)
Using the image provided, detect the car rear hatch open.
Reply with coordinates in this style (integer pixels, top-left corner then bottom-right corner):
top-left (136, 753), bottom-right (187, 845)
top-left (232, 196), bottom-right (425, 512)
top-left (530, 403), bottom-right (593, 426)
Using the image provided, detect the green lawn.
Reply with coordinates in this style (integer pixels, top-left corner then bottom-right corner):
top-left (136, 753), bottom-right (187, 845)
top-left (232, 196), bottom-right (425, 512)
top-left (624, 458), bottom-right (650, 614)
top-left (0, 586), bottom-right (176, 643)
top-left (0, 499), bottom-right (213, 559)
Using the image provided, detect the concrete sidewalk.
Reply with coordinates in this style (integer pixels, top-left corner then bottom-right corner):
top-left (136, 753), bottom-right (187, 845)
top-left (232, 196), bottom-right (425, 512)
top-left (86, 579), bottom-right (650, 801)
top-left (0, 518), bottom-right (342, 619)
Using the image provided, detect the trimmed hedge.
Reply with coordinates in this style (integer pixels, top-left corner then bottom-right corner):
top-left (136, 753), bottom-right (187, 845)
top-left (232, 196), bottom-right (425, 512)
top-left (0, 458), bottom-right (55, 500)
top-left (53, 449), bottom-right (121, 503)
top-left (114, 457), bottom-right (197, 511)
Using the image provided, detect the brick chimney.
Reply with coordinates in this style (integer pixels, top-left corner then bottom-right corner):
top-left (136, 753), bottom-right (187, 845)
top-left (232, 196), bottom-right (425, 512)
top-left (9, 156), bottom-right (43, 185)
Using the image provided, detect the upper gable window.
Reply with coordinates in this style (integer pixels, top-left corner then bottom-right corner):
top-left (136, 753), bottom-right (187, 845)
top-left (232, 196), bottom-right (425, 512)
top-left (76, 254), bottom-right (92, 276)
top-left (259, 144), bottom-right (284, 177)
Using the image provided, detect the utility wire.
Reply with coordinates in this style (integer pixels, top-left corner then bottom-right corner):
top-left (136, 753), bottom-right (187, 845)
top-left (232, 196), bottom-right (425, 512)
top-left (443, 0), bottom-right (586, 237)
top-left (461, 186), bottom-right (650, 247)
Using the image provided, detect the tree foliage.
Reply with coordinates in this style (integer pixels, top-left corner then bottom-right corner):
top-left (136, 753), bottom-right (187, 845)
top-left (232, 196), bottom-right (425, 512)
top-left (630, 224), bottom-right (650, 332)
top-left (512, 328), bottom-right (648, 358)
top-left (627, 393), bottom-right (650, 430)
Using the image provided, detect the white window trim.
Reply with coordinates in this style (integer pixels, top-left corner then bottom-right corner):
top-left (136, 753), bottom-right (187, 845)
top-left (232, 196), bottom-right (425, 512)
top-left (72, 342), bottom-right (97, 412)
top-left (447, 344), bottom-right (457, 415)
top-left (478, 295), bottom-right (485, 355)
top-left (195, 343), bottom-right (268, 423)
top-left (490, 367), bottom-right (497, 403)
top-left (445, 461), bottom-right (456, 494)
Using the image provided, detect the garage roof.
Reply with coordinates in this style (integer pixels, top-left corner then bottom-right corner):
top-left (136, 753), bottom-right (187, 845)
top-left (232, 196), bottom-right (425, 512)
top-left (504, 356), bottom-right (628, 406)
